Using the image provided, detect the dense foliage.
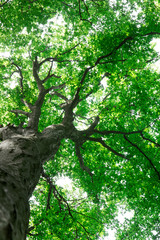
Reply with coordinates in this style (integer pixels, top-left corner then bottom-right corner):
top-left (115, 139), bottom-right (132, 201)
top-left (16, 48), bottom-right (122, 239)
top-left (0, 0), bottom-right (160, 239)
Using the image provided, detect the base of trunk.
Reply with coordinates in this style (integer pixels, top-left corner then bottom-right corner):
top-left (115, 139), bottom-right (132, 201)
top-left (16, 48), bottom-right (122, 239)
top-left (0, 169), bottom-right (30, 240)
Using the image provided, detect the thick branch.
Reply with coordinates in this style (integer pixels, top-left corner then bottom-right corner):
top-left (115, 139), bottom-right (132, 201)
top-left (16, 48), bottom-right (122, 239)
top-left (39, 57), bottom-right (57, 67)
top-left (39, 58), bottom-right (75, 66)
top-left (95, 32), bottom-right (160, 65)
top-left (43, 60), bottom-right (53, 82)
top-left (71, 32), bottom-right (160, 116)
top-left (32, 56), bottom-right (44, 91)
top-left (30, 57), bottom-right (64, 130)
top-left (124, 135), bottom-right (160, 180)
top-left (70, 38), bottom-right (131, 111)
top-left (29, 168), bottom-right (93, 238)
top-left (81, 116), bottom-right (99, 136)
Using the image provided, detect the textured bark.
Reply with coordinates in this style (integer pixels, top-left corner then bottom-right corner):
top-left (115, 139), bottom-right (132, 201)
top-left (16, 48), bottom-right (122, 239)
top-left (0, 125), bottom-right (64, 240)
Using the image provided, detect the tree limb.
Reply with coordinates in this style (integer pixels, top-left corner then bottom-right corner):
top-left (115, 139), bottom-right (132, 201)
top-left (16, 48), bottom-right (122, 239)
top-left (78, 0), bottom-right (92, 25)
top-left (95, 36), bottom-right (133, 65)
top-left (124, 135), bottom-right (160, 180)
top-left (44, 60), bottom-right (54, 81)
top-left (81, 116), bottom-right (99, 136)
top-left (39, 42), bottom-right (80, 67)
top-left (76, 220), bottom-right (91, 240)
top-left (70, 209), bottom-right (102, 223)
top-left (99, 59), bottom-right (127, 65)
top-left (42, 73), bottom-right (61, 84)
top-left (46, 83), bottom-right (66, 93)
top-left (140, 133), bottom-right (160, 147)
top-left (143, 32), bottom-right (160, 37)
top-left (93, 129), bottom-right (143, 136)
top-left (39, 57), bottom-right (57, 67)
top-left (73, 66), bottom-right (94, 104)
top-left (39, 58), bottom-right (79, 66)
top-left (81, 0), bottom-right (90, 16)
top-left (42, 169), bottom-right (73, 217)
top-left (10, 109), bottom-right (30, 117)
top-left (12, 62), bottom-right (24, 95)
top-left (60, 42), bottom-right (80, 56)
top-left (87, 137), bottom-right (127, 159)
top-left (75, 143), bottom-right (93, 181)
top-left (41, 170), bottom-right (95, 239)
top-left (95, 32), bottom-right (160, 65)
top-left (61, 1), bottom-right (74, 9)
top-left (71, 32), bottom-right (160, 116)
top-left (52, 91), bottom-right (68, 101)
top-left (32, 56), bottom-right (44, 91)
top-left (0, 0), bottom-right (10, 7)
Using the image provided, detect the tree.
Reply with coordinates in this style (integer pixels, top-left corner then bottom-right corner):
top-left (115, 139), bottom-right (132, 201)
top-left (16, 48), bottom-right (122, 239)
top-left (0, 0), bottom-right (160, 239)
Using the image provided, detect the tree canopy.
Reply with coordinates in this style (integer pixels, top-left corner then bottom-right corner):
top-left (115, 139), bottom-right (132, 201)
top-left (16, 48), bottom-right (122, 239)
top-left (0, 0), bottom-right (160, 239)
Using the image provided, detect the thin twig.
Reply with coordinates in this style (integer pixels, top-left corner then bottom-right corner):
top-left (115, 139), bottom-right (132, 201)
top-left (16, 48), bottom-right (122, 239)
top-left (75, 143), bottom-right (94, 181)
top-left (10, 109), bottom-right (30, 117)
top-left (46, 83), bottom-right (66, 93)
top-left (51, 91), bottom-right (68, 101)
top-left (60, 43), bottom-right (80, 56)
top-left (87, 137), bottom-right (127, 159)
top-left (12, 62), bottom-right (24, 94)
top-left (0, 0), bottom-right (10, 7)
top-left (93, 129), bottom-right (143, 136)
top-left (140, 133), bottom-right (160, 147)
top-left (124, 135), bottom-right (160, 180)
top-left (95, 36), bottom-right (133, 65)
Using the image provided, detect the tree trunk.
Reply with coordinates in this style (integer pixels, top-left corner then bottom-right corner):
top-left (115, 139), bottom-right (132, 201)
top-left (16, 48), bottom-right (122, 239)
top-left (0, 125), bottom-right (64, 240)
